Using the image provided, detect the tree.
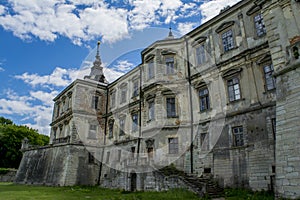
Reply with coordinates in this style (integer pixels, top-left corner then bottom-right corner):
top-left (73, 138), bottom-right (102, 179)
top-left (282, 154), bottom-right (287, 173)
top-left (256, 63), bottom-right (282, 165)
top-left (0, 117), bottom-right (49, 169)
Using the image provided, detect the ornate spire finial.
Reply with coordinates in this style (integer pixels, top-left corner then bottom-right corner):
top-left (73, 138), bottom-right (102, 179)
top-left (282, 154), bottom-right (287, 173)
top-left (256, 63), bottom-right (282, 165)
top-left (168, 27), bottom-right (173, 37)
top-left (96, 40), bottom-right (101, 59)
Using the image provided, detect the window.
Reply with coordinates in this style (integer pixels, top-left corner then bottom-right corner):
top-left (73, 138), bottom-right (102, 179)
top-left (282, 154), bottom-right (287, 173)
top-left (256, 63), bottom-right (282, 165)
top-left (148, 60), bottom-right (154, 79)
top-left (200, 132), bottom-right (209, 151)
top-left (168, 137), bottom-right (178, 154)
top-left (166, 57), bottom-right (175, 74)
top-left (108, 120), bottom-right (114, 139)
top-left (89, 124), bottom-right (97, 139)
top-left (119, 117), bottom-right (125, 136)
top-left (227, 77), bottom-right (241, 102)
top-left (132, 113), bottom-right (138, 132)
top-left (166, 97), bottom-right (176, 118)
top-left (148, 100), bottom-right (155, 121)
top-left (88, 152), bottom-right (95, 164)
top-left (131, 146), bottom-right (135, 158)
top-left (106, 151), bottom-right (110, 163)
top-left (91, 96), bottom-right (99, 109)
top-left (232, 127), bottom-right (244, 147)
top-left (120, 87), bottom-right (127, 104)
top-left (117, 149), bottom-right (121, 161)
top-left (132, 80), bottom-right (139, 97)
top-left (272, 118), bottom-right (276, 140)
top-left (263, 64), bottom-right (275, 90)
top-left (199, 88), bottom-right (210, 111)
top-left (111, 92), bottom-right (116, 108)
top-left (254, 13), bottom-right (266, 37)
top-left (222, 29), bottom-right (234, 52)
top-left (56, 104), bottom-right (60, 117)
top-left (196, 45), bottom-right (206, 65)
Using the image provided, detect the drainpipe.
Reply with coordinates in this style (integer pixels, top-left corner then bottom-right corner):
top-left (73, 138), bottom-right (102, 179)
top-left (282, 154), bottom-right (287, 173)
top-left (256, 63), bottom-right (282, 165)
top-left (97, 85), bottom-right (109, 185)
top-left (185, 36), bottom-right (194, 174)
top-left (136, 65), bottom-right (142, 165)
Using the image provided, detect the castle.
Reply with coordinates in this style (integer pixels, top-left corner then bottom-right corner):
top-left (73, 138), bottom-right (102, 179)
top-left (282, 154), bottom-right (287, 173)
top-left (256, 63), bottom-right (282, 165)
top-left (15, 0), bottom-right (300, 199)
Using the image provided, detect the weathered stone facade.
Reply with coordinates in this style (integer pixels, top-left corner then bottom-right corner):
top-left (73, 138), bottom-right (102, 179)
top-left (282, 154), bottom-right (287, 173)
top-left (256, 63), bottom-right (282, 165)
top-left (15, 0), bottom-right (300, 199)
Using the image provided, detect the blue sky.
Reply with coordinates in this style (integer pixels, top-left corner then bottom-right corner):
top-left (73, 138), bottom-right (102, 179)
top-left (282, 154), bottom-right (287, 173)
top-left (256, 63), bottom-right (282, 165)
top-left (0, 0), bottom-right (241, 135)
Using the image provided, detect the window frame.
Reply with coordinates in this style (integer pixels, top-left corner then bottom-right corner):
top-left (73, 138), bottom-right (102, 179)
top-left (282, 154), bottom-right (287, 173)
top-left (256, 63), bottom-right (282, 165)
top-left (221, 29), bottom-right (235, 52)
top-left (195, 44), bottom-right (207, 66)
top-left (132, 80), bottom-right (139, 97)
top-left (91, 95), bottom-right (99, 110)
top-left (232, 126), bottom-right (244, 147)
top-left (131, 113), bottom-right (138, 132)
top-left (165, 56), bottom-right (175, 74)
top-left (120, 87), bottom-right (127, 104)
top-left (166, 97), bottom-right (177, 118)
top-left (199, 87), bottom-right (210, 112)
top-left (148, 59), bottom-right (155, 80)
top-left (168, 137), bottom-right (179, 154)
top-left (263, 63), bottom-right (276, 91)
top-left (119, 116), bottom-right (126, 136)
top-left (110, 91), bottom-right (116, 109)
top-left (227, 76), bottom-right (241, 102)
top-left (108, 120), bottom-right (114, 139)
top-left (88, 124), bottom-right (97, 139)
top-left (148, 100), bottom-right (155, 121)
top-left (253, 12), bottom-right (266, 37)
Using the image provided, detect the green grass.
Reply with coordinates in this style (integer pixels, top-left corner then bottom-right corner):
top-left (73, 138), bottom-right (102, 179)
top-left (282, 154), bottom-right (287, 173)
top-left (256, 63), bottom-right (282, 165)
top-left (0, 183), bottom-right (276, 200)
top-left (224, 188), bottom-right (274, 200)
top-left (0, 182), bottom-right (201, 200)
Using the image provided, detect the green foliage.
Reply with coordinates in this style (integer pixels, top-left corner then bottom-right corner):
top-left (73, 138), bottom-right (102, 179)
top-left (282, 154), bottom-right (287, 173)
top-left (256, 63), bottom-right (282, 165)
top-left (0, 117), bottom-right (49, 169)
top-left (0, 168), bottom-right (10, 174)
top-left (160, 163), bottom-right (185, 176)
top-left (0, 117), bottom-right (13, 125)
top-left (224, 188), bottom-right (274, 200)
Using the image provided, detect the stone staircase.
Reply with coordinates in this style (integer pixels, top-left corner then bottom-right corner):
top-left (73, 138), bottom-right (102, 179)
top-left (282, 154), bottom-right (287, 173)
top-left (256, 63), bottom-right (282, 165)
top-left (181, 174), bottom-right (224, 198)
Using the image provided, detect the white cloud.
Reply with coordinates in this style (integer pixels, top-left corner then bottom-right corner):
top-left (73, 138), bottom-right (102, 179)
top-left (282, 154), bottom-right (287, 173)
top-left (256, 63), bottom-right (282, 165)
top-left (112, 60), bottom-right (135, 73)
top-left (177, 22), bottom-right (197, 35)
top-left (0, 91), bottom-right (53, 135)
top-left (199, 0), bottom-right (242, 24)
top-left (0, 0), bottom-right (203, 44)
top-left (0, 67), bottom-right (4, 72)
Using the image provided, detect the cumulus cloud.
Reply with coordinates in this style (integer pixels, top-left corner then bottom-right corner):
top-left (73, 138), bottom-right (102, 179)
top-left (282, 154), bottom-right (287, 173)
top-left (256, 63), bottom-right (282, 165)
top-left (199, 0), bottom-right (242, 23)
top-left (0, 0), bottom-right (203, 44)
top-left (0, 90), bottom-right (53, 135)
top-left (0, 67), bottom-right (4, 72)
top-left (177, 22), bottom-right (197, 35)
top-left (112, 60), bottom-right (135, 73)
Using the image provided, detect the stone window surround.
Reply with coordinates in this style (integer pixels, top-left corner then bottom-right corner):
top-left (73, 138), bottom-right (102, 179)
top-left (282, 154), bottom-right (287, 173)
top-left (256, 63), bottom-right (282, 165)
top-left (198, 87), bottom-right (210, 112)
top-left (222, 68), bottom-right (243, 103)
top-left (216, 21), bottom-right (236, 53)
top-left (110, 90), bottom-right (116, 109)
top-left (119, 115), bottom-right (126, 136)
top-left (108, 119), bottom-right (114, 139)
top-left (246, 4), bottom-right (266, 39)
top-left (161, 50), bottom-right (177, 75)
top-left (146, 94), bottom-right (156, 122)
top-left (131, 112), bottom-right (139, 132)
top-left (232, 126), bottom-right (244, 147)
top-left (119, 83), bottom-right (128, 104)
top-left (145, 54), bottom-right (155, 80)
top-left (193, 37), bottom-right (208, 66)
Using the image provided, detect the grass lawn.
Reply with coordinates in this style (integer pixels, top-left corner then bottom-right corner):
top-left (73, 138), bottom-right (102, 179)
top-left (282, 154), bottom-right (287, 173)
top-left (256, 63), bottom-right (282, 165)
top-left (0, 182), bottom-right (275, 200)
top-left (0, 182), bottom-right (201, 200)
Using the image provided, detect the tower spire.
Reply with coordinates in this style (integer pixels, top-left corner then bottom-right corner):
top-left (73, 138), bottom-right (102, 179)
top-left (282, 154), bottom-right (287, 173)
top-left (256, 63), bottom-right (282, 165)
top-left (84, 40), bottom-right (108, 84)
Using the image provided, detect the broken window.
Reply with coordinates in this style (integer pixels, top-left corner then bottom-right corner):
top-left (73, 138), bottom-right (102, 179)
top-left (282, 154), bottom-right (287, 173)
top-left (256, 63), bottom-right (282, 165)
top-left (227, 77), bottom-right (241, 102)
top-left (232, 126), bottom-right (244, 147)
top-left (254, 13), bottom-right (266, 37)
top-left (263, 64), bottom-right (276, 91)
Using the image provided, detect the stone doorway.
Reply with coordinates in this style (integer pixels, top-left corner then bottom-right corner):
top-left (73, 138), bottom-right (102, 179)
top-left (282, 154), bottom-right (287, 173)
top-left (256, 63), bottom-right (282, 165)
top-left (130, 171), bottom-right (137, 191)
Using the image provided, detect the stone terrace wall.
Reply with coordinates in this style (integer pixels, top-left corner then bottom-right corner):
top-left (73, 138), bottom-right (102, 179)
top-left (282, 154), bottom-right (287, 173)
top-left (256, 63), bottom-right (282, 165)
top-left (15, 144), bottom-right (99, 186)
